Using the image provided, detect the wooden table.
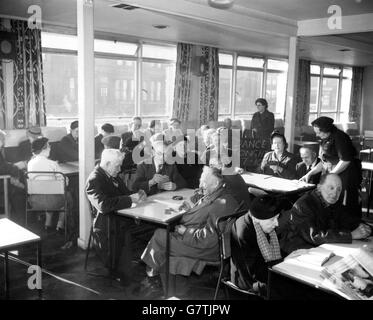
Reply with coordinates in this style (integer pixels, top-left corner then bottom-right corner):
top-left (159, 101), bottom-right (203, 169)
top-left (0, 218), bottom-right (42, 299)
top-left (241, 172), bottom-right (315, 195)
top-left (360, 148), bottom-right (373, 161)
top-left (116, 188), bottom-right (195, 298)
top-left (267, 238), bottom-right (373, 300)
top-left (58, 161), bottom-right (79, 176)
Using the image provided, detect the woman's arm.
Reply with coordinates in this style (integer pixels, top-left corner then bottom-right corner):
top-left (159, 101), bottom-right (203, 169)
top-left (299, 161), bottom-right (323, 182)
top-left (329, 160), bottom-right (350, 175)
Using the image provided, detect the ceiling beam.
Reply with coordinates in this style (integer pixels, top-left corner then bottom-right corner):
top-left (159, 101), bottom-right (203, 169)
top-left (105, 0), bottom-right (297, 37)
top-left (298, 13), bottom-right (373, 36)
top-left (302, 36), bottom-right (373, 54)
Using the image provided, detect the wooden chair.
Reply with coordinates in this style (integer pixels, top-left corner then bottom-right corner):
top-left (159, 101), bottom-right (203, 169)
top-left (25, 171), bottom-right (69, 240)
top-left (212, 201), bottom-right (254, 300)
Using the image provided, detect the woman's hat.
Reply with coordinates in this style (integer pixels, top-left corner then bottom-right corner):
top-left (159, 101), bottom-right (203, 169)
top-left (250, 195), bottom-right (281, 220)
top-left (31, 137), bottom-right (49, 153)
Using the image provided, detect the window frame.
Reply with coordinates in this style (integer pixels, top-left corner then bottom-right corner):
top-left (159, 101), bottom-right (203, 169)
top-left (309, 63), bottom-right (352, 124)
top-left (41, 34), bottom-right (176, 122)
top-left (218, 51), bottom-right (288, 120)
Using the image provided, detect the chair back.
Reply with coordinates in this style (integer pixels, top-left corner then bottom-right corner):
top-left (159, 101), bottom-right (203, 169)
top-left (25, 171), bottom-right (66, 195)
top-left (215, 201), bottom-right (248, 260)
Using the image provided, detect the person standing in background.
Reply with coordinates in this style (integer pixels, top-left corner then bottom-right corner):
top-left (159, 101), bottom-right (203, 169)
top-left (251, 98), bottom-right (275, 141)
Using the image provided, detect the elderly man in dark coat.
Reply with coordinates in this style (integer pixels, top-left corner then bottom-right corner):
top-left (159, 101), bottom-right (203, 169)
top-left (132, 133), bottom-right (187, 195)
top-left (230, 195), bottom-right (283, 297)
top-left (278, 173), bottom-right (371, 255)
top-left (295, 146), bottom-right (322, 184)
top-left (139, 166), bottom-right (240, 297)
top-left (85, 149), bottom-right (147, 283)
top-left (58, 120), bottom-right (79, 162)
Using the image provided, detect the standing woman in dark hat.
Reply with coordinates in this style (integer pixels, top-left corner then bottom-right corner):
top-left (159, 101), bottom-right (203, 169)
top-left (251, 98), bottom-right (275, 140)
top-left (300, 116), bottom-right (362, 218)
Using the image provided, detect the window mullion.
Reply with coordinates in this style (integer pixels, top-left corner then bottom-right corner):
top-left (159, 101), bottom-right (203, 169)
top-left (318, 65), bottom-right (323, 118)
top-left (136, 42), bottom-right (142, 117)
top-left (231, 52), bottom-right (237, 119)
top-left (336, 68), bottom-right (343, 122)
top-left (262, 59), bottom-right (267, 99)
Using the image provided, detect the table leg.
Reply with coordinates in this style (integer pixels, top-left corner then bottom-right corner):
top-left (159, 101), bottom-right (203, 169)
top-left (165, 224), bottom-right (170, 298)
top-left (4, 251), bottom-right (9, 299)
top-left (367, 170), bottom-right (373, 218)
top-left (266, 269), bottom-right (272, 300)
top-left (4, 178), bottom-right (9, 219)
top-left (37, 242), bottom-right (42, 299)
top-left (108, 215), bottom-right (112, 276)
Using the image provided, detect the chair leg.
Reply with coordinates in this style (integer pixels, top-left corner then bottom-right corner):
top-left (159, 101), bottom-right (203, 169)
top-left (84, 226), bottom-right (93, 271)
top-left (213, 265), bottom-right (224, 300)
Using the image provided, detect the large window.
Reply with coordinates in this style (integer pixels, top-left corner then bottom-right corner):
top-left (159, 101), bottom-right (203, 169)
top-left (309, 64), bottom-right (352, 124)
top-left (218, 53), bottom-right (288, 119)
top-left (41, 32), bottom-right (176, 125)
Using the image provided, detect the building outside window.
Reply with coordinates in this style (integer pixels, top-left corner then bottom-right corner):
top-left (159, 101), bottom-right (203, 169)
top-left (218, 52), bottom-right (288, 120)
top-left (41, 32), bottom-right (176, 126)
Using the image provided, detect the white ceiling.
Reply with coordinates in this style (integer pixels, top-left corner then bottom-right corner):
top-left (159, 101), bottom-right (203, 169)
top-left (1, 0), bottom-right (373, 65)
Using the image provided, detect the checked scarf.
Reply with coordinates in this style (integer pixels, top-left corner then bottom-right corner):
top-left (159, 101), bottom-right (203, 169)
top-left (253, 221), bottom-right (282, 263)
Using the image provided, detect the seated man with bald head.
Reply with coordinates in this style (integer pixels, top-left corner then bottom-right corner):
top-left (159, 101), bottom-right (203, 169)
top-left (296, 146), bottom-right (321, 184)
top-left (279, 173), bottom-right (371, 255)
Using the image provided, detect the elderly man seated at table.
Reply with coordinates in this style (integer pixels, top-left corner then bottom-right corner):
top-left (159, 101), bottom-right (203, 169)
top-left (95, 123), bottom-right (114, 159)
top-left (278, 173), bottom-right (371, 255)
top-left (230, 195), bottom-right (283, 297)
top-left (137, 165), bottom-right (240, 297)
top-left (296, 146), bottom-right (322, 184)
top-left (132, 133), bottom-right (187, 195)
top-left (58, 120), bottom-right (79, 162)
top-left (85, 149), bottom-right (147, 284)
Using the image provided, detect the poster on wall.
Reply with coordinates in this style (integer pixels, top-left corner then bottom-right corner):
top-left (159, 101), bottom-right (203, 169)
top-left (240, 132), bottom-right (271, 172)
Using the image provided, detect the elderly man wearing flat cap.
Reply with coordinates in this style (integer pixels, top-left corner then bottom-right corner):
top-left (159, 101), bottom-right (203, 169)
top-left (58, 120), bottom-right (79, 162)
top-left (230, 195), bottom-right (283, 297)
top-left (132, 133), bottom-right (187, 195)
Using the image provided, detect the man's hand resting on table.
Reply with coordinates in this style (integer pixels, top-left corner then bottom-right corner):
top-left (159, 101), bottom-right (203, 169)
top-left (175, 224), bottom-right (187, 235)
top-left (130, 189), bottom-right (147, 204)
top-left (351, 223), bottom-right (372, 240)
top-left (159, 181), bottom-right (176, 191)
top-left (149, 174), bottom-right (169, 187)
top-left (178, 200), bottom-right (192, 212)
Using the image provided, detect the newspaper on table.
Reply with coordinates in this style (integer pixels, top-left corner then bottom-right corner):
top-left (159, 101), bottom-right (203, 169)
top-left (321, 246), bottom-right (373, 300)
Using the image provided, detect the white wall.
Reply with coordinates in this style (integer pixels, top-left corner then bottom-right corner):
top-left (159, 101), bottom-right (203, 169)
top-left (362, 66), bottom-right (373, 132)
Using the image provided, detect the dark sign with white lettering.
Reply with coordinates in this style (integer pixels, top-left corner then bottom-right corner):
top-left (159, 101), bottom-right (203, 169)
top-left (240, 137), bottom-right (270, 171)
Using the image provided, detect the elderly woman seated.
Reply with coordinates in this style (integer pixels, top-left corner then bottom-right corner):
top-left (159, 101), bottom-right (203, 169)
top-left (230, 195), bottom-right (284, 297)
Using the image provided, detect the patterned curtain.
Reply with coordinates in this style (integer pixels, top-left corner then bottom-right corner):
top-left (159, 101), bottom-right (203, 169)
top-left (295, 59), bottom-right (311, 127)
top-left (173, 43), bottom-right (193, 122)
top-left (349, 66), bottom-right (364, 124)
top-left (0, 63), bottom-right (5, 129)
top-left (199, 46), bottom-right (219, 125)
top-left (11, 19), bottom-right (46, 129)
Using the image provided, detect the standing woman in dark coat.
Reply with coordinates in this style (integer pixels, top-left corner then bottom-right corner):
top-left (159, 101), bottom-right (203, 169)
top-left (251, 98), bottom-right (275, 141)
top-left (300, 117), bottom-right (362, 218)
